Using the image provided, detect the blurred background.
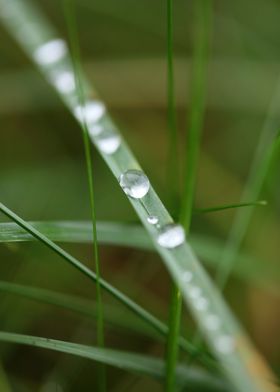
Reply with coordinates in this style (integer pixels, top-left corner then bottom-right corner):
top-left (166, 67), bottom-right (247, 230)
top-left (0, 0), bottom-right (280, 390)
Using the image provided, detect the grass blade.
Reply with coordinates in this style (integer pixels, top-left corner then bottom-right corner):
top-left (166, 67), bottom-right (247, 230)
top-left (165, 0), bottom-right (182, 389)
top-left (62, 1), bottom-right (105, 389)
top-left (0, 1), bottom-right (277, 390)
top-left (0, 221), bottom-right (279, 293)
top-left (195, 200), bottom-right (267, 214)
top-left (0, 331), bottom-right (229, 390)
top-left (0, 204), bottom-right (207, 362)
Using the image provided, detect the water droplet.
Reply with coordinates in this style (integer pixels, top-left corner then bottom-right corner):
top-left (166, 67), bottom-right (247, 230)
top-left (74, 100), bottom-right (105, 124)
top-left (147, 215), bottom-right (159, 225)
top-left (182, 271), bottom-right (193, 283)
top-left (51, 70), bottom-right (75, 94)
top-left (215, 335), bottom-right (235, 354)
top-left (119, 170), bottom-right (150, 199)
top-left (189, 286), bottom-right (202, 299)
top-left (194, 297), bottom-right (208, 311)
top-left (96, 134), bottom-right (121, 155)
top-left (205, 314), bottom-right (220, 331)
top-left (34, 39), bottom-right (67, 65)
top-left (157, 224), bottom-right (185, 249)
top-left (89, 124), bottom-right (103, 137)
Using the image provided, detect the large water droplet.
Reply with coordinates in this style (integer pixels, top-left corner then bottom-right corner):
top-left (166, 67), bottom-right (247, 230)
top-left (96, 134), bottom-right (121, 155)
top-left (147, 215), bottom-right (159, 225)
top-left (119, 170), bottom-right (150, 199)
top-left (51, 70), bottom-right (75, 94)
top-left (157, 224), bottom-right (185, 249)
top-left (34, 39), bottom-right (67, 65)
top-left (215, 335), bottom-right (235, 354)
top-left (74, 100), bottom-right (105, 124)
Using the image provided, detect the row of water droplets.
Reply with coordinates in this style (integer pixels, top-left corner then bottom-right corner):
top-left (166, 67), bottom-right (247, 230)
top-left (118, 169), bottom-right (235, 355)
top-left (9, 15), bottom-right (236, 357)
top-left (31, 37), bottom-right (121, 155)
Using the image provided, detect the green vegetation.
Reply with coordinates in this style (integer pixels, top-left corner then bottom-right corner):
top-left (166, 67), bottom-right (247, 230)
top-left (0, 0), bottom-right (279, 391)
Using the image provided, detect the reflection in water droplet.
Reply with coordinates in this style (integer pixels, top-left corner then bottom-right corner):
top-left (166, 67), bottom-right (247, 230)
top-left (215, 335), bottom-right (235, 354)
top-left (52, 70), bottom-right (75, 94)
top-left (74, 100), bottom-right (105, 124)
top-left (119, 170), bottom-right (150, 199)
top-left (205, 314), bottom-right (220, 331)
top-left (182, 271), bottom-right (193, 283)
top-left (34, 39), bottom-right (67, 65)
top-left (147, 215), bottom-right (159, 225)
top-left (157, 224), bottom-right (185, 249)
top-left (96, 134), bottom-right (121, 154)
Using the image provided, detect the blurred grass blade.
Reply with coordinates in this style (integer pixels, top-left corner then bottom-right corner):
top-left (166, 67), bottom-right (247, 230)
top-left (0, 281), bottom-right (158, 338)
top-left (0, 331), bottom-right (228, 391)
top-left (0, 1), bottom-right (277, 391)
top-left (0, 221), bottom-right (279, 293)
top-left (216, 95), bottom-right (280, 289)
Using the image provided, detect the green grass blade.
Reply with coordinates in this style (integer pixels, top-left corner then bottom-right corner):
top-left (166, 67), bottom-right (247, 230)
top-left (62, 1), bottom-right (105, 389)
top-left (216, 125), bottom-right (280, 289)
top-left (180, 0), bottom-right (212, 230)
top-left (0, 205), bottom-right (207, 363)
top-left (0, 280), bottom-right (159, 338)
top-left (0, 1), bottom-right (276, 391)
top-left (0, 331), bottom-right (229, 391)
top-left (195, 200), bottom-right (267, 214)
top-left (0, 221), bottom-right (279, 293)
top-left (165, 0), bottom-right (181, 389)
top-left (0, 204), bottom-right (165, 341)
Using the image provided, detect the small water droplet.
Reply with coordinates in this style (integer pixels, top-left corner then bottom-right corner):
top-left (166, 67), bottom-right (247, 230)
top-left (194, 297), bottom-right (208, 311)
top-left (157, 224), bottom-right (185, 249)
top-left (205, 314), bottom-right (220, 331)
top-left (189, 286), bottom-right (202, 299)
top-left (74, 100), bottom-right (105, 124)
top-left (182, 271), bottom-right (193, 283)
top-left (34, 39), bottom-right (67, 65)
top-left (215, 335), bottom-right (235, 354)
top-left (119, 170), bottom-right (150, 199)
top-left (52, 70), bottom-right (75, 94)
top-left (147, 215), bottom-right (159, 225)
top-left (96, 134), bottom-right (121, 154)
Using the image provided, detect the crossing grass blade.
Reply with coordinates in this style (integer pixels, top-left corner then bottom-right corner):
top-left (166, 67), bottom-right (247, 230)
top-left (0, 331), bottom-right (229, 391)
top-left (0, 221), bottom-right (279, 293)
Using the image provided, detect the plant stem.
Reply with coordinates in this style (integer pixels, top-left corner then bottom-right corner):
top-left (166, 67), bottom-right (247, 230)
top-left (63, 2), bottom-right (105, 389)
top-left (180, 0), bottom-right (212, 230)
top-left (165, 1), bottom-right (182, 390)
